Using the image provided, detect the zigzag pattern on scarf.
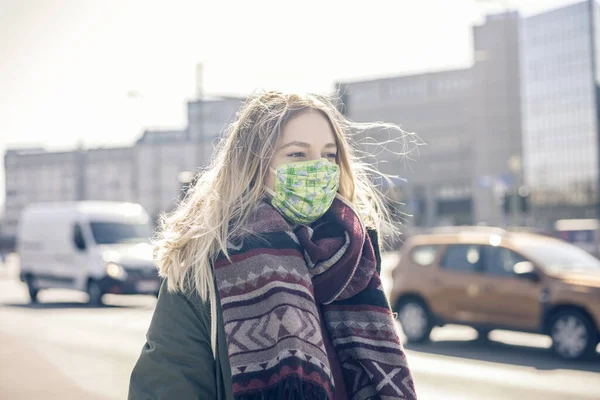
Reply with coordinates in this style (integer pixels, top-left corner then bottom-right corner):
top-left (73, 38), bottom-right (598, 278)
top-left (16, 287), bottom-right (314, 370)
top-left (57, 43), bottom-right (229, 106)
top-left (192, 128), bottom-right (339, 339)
top-left (215, 230), bottom-right (335, 400)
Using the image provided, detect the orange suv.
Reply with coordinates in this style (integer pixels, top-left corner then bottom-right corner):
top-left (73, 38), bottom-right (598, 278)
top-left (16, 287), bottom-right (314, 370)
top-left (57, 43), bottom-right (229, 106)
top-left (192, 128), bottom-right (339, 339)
top-left (390, 227), bottom-right (600, 360)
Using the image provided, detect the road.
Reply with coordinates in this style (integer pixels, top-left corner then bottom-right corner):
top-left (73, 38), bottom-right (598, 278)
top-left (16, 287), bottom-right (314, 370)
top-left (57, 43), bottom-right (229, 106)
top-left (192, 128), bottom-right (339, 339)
top-left (0, 255), bottom-right (599, 400)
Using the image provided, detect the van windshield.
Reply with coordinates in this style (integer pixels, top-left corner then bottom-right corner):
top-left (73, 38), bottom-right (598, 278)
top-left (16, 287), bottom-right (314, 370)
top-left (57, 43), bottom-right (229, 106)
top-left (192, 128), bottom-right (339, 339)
top-left (90, 221), bottom-right (153, 245)
top-left (519, 240), bottom-right (600, 272)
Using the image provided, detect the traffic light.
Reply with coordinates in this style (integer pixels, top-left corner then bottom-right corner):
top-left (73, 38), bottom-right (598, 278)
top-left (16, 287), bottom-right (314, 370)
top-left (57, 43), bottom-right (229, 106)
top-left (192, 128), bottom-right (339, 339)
top-left (520, 192), bottom-right (530, 213)
top-left (502, 193), bottom-right (510, 215)
top-left (502, 191), bottom-right (529, 215)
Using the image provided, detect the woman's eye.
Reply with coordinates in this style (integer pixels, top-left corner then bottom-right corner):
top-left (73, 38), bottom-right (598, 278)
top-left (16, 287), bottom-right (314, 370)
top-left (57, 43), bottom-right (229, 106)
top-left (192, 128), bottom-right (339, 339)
top-left (288, 152), bottom-right (306, 158)
top-left (325, 153), bottom-right (337, 159)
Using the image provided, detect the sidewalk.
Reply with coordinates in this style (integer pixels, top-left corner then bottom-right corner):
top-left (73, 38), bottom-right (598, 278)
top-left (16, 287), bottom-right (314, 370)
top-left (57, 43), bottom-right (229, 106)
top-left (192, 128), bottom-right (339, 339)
top-left (0, 333), bottom-right (108, 400)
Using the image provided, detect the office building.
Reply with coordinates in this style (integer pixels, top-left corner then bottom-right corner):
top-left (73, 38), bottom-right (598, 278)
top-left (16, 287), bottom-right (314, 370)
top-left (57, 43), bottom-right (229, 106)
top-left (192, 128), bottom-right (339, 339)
top-left (338, 12), bottom-right (522, 227)
top-left (472, 11), bottom-right (523, 226)
top-left (520, 0), bottom-right (600, 227)
top-left (337, 68), bottom-right (474, 227)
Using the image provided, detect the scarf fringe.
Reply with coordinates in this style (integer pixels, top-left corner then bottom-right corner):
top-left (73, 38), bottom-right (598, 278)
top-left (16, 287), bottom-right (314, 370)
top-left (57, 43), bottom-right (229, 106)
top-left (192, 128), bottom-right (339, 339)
top-left (235, 377), bottom-right (331, 400)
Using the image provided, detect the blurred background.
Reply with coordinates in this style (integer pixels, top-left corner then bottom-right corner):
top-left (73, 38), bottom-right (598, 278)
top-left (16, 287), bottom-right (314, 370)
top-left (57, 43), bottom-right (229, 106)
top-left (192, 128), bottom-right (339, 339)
top-left (1, 0), bottom-right (600, 399)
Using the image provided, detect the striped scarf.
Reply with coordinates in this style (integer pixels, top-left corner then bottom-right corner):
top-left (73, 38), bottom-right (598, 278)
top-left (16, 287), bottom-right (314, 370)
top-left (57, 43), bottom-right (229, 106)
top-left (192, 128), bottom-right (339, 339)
top-left (213, 198), bottom-right (416, 400)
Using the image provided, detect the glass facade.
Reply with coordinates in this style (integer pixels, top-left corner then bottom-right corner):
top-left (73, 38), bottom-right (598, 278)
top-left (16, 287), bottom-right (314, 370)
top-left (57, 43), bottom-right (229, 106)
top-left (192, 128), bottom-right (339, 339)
top-left (520, 1), bottom-right (599, 222)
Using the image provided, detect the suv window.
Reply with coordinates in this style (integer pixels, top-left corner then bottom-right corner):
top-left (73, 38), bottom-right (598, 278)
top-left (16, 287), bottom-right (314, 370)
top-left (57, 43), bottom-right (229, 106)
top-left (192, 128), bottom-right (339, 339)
top-left (441, 244), bottom-right (482, 273)
top-left (410, 245), bottom-right (439, 266)
top-left (482, 246), bottom-right (528, 277)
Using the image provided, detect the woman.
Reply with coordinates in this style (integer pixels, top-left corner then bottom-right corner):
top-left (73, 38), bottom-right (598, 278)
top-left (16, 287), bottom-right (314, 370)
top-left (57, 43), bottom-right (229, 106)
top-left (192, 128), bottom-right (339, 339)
top-left (129, 92), bottom-right (417, 400)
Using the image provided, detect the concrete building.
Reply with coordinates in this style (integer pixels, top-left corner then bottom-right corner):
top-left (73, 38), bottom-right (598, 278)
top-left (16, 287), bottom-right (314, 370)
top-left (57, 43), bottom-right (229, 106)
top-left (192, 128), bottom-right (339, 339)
top-left (187, 96), bottom-right (244, 167)
top-left (338, 12), bottom-right (521, 227)
top-left (520, 0), bottom-right (600, 228)
top-left (84, 147), bottom-right (136, 203)
top-left (337, 68), bottom-right (474, 227)
top-left (1, 96), bottom-right (243, 241)
top-left (134, 129), bottom-right (196, 221)
top-left (3, 148), bottom-right (85, 237)
top-left (471, 11), bottom-right (523, 226)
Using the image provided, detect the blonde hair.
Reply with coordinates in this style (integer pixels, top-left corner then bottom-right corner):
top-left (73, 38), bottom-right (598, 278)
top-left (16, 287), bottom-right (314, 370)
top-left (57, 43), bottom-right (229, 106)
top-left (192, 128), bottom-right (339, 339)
top-left (154, 91), bottom-right (416, 300)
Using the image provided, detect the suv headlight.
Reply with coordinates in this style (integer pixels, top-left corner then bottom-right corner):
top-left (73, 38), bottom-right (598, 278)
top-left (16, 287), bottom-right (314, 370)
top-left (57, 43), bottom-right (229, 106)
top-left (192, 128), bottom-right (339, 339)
top-left (106, 263), bottom-right (127, 280)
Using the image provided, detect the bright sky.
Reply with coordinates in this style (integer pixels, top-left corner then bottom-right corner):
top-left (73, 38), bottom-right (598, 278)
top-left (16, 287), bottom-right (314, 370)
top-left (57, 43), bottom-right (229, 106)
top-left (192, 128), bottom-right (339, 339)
top-left (0, 0), bottom-right (583, 210)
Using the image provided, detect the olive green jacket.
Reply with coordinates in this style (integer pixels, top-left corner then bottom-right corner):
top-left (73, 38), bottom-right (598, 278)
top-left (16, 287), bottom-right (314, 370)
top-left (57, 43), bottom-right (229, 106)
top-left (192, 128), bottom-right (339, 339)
top-left (128, 280), bottom-right (234, 400)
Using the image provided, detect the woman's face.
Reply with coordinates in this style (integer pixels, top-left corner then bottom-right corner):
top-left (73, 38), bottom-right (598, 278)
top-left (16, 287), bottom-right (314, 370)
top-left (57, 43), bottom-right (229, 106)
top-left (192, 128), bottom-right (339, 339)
top-left (267, 110), bottom-right (338, 190)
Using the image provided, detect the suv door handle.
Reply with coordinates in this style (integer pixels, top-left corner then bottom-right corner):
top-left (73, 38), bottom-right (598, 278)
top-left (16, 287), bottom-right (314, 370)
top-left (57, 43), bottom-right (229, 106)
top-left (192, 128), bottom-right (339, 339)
top-left (467, 284), bottom-right (480, 297)
top-left (467, 284), bottom-right (492, 296)
top-left (481, 284), bottom-right (493, 292)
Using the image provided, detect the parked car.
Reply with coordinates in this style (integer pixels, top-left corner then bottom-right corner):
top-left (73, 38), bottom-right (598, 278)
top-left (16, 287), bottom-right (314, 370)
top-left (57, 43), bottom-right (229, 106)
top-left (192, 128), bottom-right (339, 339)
top-left (17, 201), bottom-right (161, 305)
top-left (389, 227), bottom-right (600, 360)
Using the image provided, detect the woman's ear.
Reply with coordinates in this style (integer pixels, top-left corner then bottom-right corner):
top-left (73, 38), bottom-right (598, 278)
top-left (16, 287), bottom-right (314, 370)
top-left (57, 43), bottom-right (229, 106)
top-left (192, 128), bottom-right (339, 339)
top-left (265, 165), bottom-right (276, 191)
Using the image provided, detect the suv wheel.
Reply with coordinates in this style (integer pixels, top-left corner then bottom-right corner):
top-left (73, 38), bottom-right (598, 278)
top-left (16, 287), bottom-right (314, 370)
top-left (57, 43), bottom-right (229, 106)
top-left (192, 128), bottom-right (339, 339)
top-left (476, 328), bottom-right (491, 341)
top-left (26, 275), bottom-right (39, 303)
top-left (550, 310), bottom-right (596, 360)
top-left (397, 299), bottom-right (432, 343)
top-left (87, 281), bottom-right (104, 306)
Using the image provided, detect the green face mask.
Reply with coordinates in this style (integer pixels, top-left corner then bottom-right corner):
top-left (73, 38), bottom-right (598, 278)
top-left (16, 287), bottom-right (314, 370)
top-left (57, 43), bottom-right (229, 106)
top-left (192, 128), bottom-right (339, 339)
top-left (268, 159), bottom-right (340, 225)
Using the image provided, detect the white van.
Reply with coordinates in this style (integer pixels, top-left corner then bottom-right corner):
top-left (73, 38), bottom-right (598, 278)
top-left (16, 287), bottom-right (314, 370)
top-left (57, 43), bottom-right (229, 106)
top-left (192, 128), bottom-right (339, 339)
top-left (17, 201), bottom-right (161, 305)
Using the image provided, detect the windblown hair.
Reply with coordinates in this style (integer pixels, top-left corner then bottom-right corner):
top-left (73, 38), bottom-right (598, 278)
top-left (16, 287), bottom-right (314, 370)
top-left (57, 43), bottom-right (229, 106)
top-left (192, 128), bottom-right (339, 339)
top-left (154, 91), bottom-right (416, 300)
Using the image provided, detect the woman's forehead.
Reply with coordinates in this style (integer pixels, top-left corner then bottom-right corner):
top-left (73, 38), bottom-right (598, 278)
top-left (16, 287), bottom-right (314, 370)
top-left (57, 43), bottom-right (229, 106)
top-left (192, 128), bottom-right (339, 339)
top-left (279, 111), bottom-right (336, 147)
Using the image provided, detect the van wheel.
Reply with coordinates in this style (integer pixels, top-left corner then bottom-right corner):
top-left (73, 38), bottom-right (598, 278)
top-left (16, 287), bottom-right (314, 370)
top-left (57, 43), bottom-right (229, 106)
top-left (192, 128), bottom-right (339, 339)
top-left (397, 299), bottom-right (433, 343)
top-left (550, 309), bottom-right (596, 360)
top-left (87, 281), bottom-right (104, 306)
top-left (26, 276), bottom-right (39, 303)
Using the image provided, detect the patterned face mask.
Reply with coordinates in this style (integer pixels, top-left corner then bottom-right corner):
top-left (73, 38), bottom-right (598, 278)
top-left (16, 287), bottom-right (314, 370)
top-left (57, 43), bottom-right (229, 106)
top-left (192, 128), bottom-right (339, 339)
top-left (268, 159), bottom-right (340, 225)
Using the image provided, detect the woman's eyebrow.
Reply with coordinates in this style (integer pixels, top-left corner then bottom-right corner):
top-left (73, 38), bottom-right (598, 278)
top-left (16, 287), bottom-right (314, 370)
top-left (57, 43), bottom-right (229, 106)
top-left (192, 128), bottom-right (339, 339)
top-left (325, 143), bottom-right (337, 149)
top-left (279, 141), bottom-right (310, 150)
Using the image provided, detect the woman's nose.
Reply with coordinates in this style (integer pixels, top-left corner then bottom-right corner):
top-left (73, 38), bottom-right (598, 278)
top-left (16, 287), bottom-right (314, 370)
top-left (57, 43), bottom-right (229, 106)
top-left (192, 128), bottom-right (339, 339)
top-left (307, 152), bottom-right (326, 162)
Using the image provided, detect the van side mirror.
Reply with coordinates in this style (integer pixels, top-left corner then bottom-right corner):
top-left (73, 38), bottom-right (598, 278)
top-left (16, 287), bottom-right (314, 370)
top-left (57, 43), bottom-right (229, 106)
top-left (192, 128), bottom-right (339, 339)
top-left (513, 261), bottom-right (539, 281)
top-left (73, 224), bottom-right (87, 252)
top-left (75, 236), bottom-right (87, 251)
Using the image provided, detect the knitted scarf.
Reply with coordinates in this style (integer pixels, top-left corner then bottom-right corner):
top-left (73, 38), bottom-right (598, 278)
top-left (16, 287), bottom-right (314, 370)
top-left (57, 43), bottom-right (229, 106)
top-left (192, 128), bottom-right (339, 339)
top-left (213, 198), bottom-right (416, 400)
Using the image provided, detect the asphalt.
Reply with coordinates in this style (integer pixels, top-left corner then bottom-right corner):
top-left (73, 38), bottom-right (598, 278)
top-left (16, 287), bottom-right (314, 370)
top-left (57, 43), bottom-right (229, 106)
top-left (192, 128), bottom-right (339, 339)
top-left (1, 255), bottom-right (599, 400)
top-left (0, 333), bottom-right (107, 400)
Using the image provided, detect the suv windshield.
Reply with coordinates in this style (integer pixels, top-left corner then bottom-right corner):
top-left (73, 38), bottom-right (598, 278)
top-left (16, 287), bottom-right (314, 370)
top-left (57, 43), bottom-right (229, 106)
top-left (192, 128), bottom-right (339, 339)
top-left (90, 221), bottom-right (153, 245)
top-left (519, 240), bottom-right (600, 272)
